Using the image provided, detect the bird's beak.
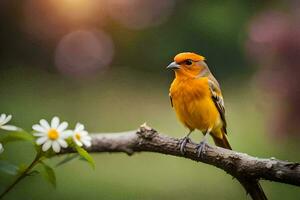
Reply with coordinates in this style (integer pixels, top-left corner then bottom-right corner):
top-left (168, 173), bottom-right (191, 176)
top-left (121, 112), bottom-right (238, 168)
top-left (166, 62), bottom-right (180, 70)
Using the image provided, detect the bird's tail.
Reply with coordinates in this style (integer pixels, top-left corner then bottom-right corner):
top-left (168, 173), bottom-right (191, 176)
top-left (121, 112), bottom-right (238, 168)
top-left (211, 129), bottom-right (232, 150)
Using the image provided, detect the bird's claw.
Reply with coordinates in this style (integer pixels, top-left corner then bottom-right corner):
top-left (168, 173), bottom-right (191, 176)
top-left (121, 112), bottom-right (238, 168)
top-left (178, 137), bottom-right (191, 155)
top-left (195, 141), bottom-right (207, 157)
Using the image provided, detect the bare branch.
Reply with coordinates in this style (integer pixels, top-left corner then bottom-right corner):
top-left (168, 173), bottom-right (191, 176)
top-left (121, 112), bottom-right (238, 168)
top-left (61, 124), bottom-right (300, 199)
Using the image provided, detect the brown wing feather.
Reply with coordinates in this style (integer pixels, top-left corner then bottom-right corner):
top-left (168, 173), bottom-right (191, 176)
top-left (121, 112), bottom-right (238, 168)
top-left (169, 94), bottom-right (173, 107)
top-left (208, 78), bottom-right (227, 134)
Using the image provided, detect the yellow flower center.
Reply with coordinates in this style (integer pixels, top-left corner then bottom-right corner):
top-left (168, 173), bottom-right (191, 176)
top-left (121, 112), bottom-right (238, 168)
top-left (48, 129), bottom-right (59, 140)
top-left (75, 133), bottom-right (81, 140)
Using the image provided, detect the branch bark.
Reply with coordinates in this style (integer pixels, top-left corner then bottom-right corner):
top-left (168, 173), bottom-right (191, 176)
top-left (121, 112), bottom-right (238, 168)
top-left (61, 124), bottom-right (300, 199)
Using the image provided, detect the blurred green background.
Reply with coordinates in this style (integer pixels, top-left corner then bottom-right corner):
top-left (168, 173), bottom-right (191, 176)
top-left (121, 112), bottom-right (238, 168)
top-left (0, 0), bottom-right (299, 199)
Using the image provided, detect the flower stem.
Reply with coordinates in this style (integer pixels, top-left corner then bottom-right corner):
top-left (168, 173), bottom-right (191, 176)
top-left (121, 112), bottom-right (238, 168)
top-left (0, 152), bottom-right (41, 199)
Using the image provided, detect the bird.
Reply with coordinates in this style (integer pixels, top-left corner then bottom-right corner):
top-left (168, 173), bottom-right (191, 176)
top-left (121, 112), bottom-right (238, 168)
top-left (167, 53), bottom-right (267, 199)
top-left (167, 52), bottom-right (231, 156)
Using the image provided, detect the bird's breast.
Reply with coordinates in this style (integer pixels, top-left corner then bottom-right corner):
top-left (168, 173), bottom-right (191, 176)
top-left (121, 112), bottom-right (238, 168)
top-left (170, 78), bottom-right (220, 131)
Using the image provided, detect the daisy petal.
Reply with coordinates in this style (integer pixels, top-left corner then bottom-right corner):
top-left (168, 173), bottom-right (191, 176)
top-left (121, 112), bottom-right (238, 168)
top-left (74, 139), bottom-right (83, 147)
top-left (57, 122), bottom-right (68, 132)
top-left (52, 141), bottom-right (61, 153)
top-left (62, 130), bottom-right (73, 138)
top-left (75, 123), bottom-right (84, 132)
top-left (0, 114), bottom-right (6, 124)
top-left (33, 132), bottom-right (46, 137)
top-left (51, 116), bottom-right (59, 129)
top-left (86, 135), bottom-right (92, 141)
top-left (0, 143), bottom-right (3, 154)
top-left (40, 119), bottom-right (50, 129)
top-left (32, 124), bottom-right (46, 132)
top-left (1, 125), bottom-right (20, 131)
top-left (81, 134), bottom-right (91, 141)
top-left (42, 140), bottom-right (52, 152)
top-left (36, 136), bottom-right (48, 145)
top-left (2, 115), bottom-right (12, 125)
top-left (57, 139), bottom-right (68, 148)
top-left (82, 139), bottom-right (91, 147)
top-left (81, 131), bottom-right (88, 136)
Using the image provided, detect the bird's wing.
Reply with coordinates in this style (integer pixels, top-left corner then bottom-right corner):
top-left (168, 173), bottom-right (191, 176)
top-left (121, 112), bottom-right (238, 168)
top-left (208, 76), bottom-right (227, 134)
top-left (169, 93), bottom-right (173, 107)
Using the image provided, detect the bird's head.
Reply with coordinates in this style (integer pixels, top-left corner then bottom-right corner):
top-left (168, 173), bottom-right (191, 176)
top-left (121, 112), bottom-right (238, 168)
top-left (167, 52), bottom-right (208, 77)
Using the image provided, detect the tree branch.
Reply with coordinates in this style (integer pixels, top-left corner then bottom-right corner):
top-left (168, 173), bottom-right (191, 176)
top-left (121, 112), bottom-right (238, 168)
top-left (61, 124), bottom-right (300, 199)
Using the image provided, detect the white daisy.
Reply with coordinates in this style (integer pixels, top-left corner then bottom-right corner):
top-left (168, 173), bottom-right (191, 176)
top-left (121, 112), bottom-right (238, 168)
top-left (72, 123), bottom-right (91, 147)
top-left (0, 114), bottom-right (20, 131)
top-left (0, 143), bottom-right (3, 154)
top-left (32, 116), bottom-right (71, 153)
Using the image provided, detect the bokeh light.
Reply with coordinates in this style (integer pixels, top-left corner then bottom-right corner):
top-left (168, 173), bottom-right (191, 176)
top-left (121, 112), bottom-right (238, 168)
top-left (107, 0), bottom-right (175, 30)
top-left (49, 0), bottom-right (106, 25)
top-left (22, 0), bottom-right (106, 41)
top-left (55, 30), bottom-right (114, 77)
top-left (247, 9), bottom-right (300, 137)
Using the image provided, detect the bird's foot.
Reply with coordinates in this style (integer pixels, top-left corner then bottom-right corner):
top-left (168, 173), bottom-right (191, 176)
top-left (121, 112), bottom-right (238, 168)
top-left (195, 141), bottom-right (207, 158)
top-left (178, 136), bottom-right (191, 155)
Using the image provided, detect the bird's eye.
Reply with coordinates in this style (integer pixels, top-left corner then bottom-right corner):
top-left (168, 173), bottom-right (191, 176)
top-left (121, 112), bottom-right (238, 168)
top-left (185, 59), bottom-right (192, 65)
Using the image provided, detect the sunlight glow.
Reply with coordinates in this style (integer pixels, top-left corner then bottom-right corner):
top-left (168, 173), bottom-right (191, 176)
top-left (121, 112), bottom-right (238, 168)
top-left (55, 30), bottom-right (114, 77)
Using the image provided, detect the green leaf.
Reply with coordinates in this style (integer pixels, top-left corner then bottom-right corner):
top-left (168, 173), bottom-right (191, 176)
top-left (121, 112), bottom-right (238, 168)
top-left (0, 131), bottom-right (34, 144)
top-left (0, 160), bottom-right (19, 175)
top-left (39, 161), bottom-right (56, 188)
top-left (75, 146), bottom-right (95, 169)
top-left (55, 154), bottom-right (79, 168)
top-left (17, 163), bottom-right (29, 175)
top-left (27, 170), bottom-right (39, 176)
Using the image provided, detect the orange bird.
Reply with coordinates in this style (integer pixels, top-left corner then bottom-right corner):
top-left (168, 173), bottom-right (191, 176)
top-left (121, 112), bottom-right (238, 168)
top-left (167, 52), bottom-right (231, 156)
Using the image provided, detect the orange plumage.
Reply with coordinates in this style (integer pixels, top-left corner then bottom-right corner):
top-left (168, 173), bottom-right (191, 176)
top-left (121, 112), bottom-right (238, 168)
top-left (167, 52), bottom-right (231, 153)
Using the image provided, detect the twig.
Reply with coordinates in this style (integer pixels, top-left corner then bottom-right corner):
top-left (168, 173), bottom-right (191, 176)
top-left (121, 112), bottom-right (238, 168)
top-left (0, 153), bottom-right (41, 199)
